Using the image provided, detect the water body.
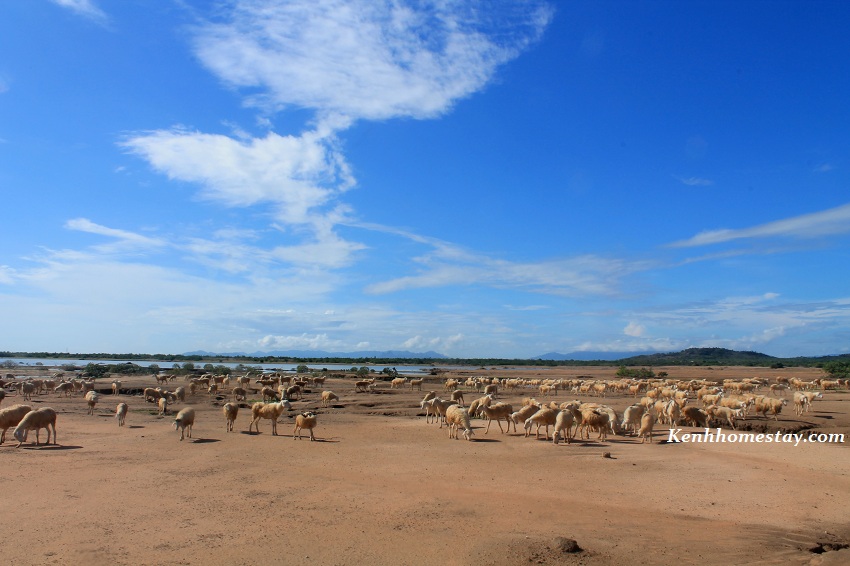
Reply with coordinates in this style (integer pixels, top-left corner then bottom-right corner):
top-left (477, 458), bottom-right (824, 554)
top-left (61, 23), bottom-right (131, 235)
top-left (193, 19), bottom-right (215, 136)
top-left (0, 357), bottom-right (447, 375)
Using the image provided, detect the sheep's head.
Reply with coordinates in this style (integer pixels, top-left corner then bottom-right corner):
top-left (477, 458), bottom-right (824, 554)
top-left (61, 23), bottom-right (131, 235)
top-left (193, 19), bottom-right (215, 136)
top-left (13, 427), bottom-right (27, 443)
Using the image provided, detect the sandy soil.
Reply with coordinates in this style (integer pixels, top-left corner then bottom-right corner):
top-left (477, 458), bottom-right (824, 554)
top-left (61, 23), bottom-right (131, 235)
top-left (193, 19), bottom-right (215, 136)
top-left (1, 365), bottom-right (848, 566)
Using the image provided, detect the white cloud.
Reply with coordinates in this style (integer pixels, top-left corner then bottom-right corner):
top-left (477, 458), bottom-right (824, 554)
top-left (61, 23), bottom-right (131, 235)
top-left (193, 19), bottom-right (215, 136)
top-left (50, 0), bottom-right (109, 26)
top-left (364, 233), bottom-right (649, 297)
top-left (674, 175), bottom-right (713, 186)
top-left (258, 333), bottom-right (339, 350)
top-left (190, 0), bottom-right (553, 121)
top-left (668, 202), bottom-right (850, 247)
top-left (65, 218), bottom-right (167, 252)
top-left (122, 128), bottom-right (352, 224)
top-left (623, 321), bottom-right (645, 337)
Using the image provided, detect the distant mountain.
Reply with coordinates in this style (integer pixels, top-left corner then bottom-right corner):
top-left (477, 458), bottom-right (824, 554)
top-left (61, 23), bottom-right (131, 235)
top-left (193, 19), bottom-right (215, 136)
top-left (618, 347), bottom-right (777, 366)
top-left (535, 351), bottom-right (657, 361)
top-left (183, 349), bottom-right (447, 359)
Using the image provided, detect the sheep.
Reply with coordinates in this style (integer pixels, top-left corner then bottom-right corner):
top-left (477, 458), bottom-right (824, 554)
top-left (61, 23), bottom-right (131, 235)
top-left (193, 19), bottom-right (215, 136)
top-left (0, 389), bottom-right (5, 406)
top-left (479, 402), bottom-right (514, 434)
top-left (552, 410), bottom-right (575, 444)
top-left (431, 398), bottom-right (458, 428)
top-left (158, 396), bottom-right (168, 416)
top-left (285, 385), bottom-right (303, 400)
top-left (663, 399), bottom-right (681, 427)
top-left (320, 390), bottom-right (339, 407)
top-left (754, 397), bottom-right (786, 421)
top-left (354, 380), bottom-right (371, 393)
top-left (0, 404), bottom-right (33, 444)
top-left (445, 405), bottom-right (474, 440)
top-left (467, 395), bottom-right (491, 420)
top-left (579, 408), bottom-right (609, 441)
top-left (112, 380), bottom-right (121, 395)
top-left (12, 407), bottom-right (57, 447)
top-left (483, 384), bottom-right (498, 398)
top-left (390, 377), bottom-right (406, 389)
top-left (706, 404), bottom-right (740, 429)
top-left (524, 407), bottom-right (558, 440)
top-left (115, 402), bottom-right (128, 426)
top-left (173, 386), bottom-right (186, 403)
top-left (223, 403), bottom-right (238, 432)
top-left (511, 402), bottom-right (542, 434)
top-left (231, 387), bottom-right (247, 402)
top-left (20, 381), bottom-right (35, 401)
top-left (620, 404), bottom-right (646, 435)
top-left (85, 390), bottom-right (100, 415)
top-left (261, 386), bottom-right (280, 403)
top-left (293, 411), bottom-right (318, 440)
top-left (681, 406), bottom-right (709, 428)
top-left (144, 387), bottom-right (163, 403)
top-left (173, 407), bottom-right (195, 441)
top-left (637, 412), bottom-right (655, 443)
top-left (409, 378), bottom-right (424, 391)
top-left (450, 390), bottom-right (465, 407)
top-left (54, 382), bottom-right (73, 397)
top-left (249, 401), bottom-right (291, 435)
top-left (794, 391), bottom-right (823, 415)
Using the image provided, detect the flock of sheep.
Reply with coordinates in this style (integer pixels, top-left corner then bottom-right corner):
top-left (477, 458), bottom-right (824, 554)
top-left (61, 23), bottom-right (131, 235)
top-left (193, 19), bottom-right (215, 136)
top-left (0, 370), bottom-right (844, 448)
top-left (0, 371), bottom-right (324, 446)
top-left (411, 374), bottom-right (844, 443)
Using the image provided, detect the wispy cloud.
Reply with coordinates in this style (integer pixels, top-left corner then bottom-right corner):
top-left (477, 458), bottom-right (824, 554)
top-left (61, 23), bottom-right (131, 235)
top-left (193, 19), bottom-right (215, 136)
top-left (674, 175), bottom-right (713, 186)
top-left (190, 0), bottom-right (553, 121)
top-left (813, 163), bottom-right (835, 173)
top-left (65, 218), bottom-right (167, 252)
top-left (668, 202), bottom-right (850, 247)
top-left (364, 232), bottom-right (650, 297)
top-left (50, 0), bottom-right (109, 26)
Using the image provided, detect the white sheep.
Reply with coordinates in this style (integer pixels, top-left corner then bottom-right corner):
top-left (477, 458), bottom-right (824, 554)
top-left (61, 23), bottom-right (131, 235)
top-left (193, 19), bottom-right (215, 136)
top-left (409, 378), bottom-right (424, 391)
top-left (249, 401), bottom-right (291, 435)
top-left (293, 411), bottom-right (318, 440)
top-left (620, 404), bottom-right (646, 435)
top-left (552, 410), bottom-right (575, 445)
top-left (445, 405), bottom-right (474, 440)
top-left (116, 403), bottom-right (128, 426)
top-left (173, 407), bottom-right (196, 441)
top-left (479, 402), bottom-right (513, 434)
top-left (158, 396), bottom-right (168, 416)
top-left (13, 407), bottom-right (57, 447)
top-left (706, 404), bottom-right (740, 429)
top-left (0, 404), bottom-right (33, 444)
top-left (511, 402), bottom-right (542, 434)
top-left (85, 390), bottom-right (100, 415)
top-left (320, 390), bottom-right (339, 407)
top-left (112, 380), bottom-right (121, 395)
top-left (524, 407), bottom-right (558, 440)
top-left (637, 412), bottom-right (655, 443)
top-left (223, 402), bottom-right (238, 432)
top-left (430, 398), bottom-right (458, 428)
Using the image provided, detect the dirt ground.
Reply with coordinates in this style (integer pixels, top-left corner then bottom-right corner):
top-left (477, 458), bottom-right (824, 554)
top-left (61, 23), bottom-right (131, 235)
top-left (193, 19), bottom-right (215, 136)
top-left (1, 365), bottom-right (848, 566)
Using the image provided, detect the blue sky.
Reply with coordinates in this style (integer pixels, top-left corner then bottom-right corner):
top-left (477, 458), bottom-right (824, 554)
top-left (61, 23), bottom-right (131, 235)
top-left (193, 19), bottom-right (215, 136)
top-left (1, 0), bottom-right (849, 358)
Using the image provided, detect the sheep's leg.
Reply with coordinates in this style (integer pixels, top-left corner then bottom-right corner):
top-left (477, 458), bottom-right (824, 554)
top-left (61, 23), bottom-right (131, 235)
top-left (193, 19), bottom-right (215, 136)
top-left (496, 419), bottom-right (505, 434)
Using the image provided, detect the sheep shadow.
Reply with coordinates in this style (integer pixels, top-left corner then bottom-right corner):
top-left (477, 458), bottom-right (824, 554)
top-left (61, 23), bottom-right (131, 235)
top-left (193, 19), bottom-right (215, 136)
top-left (471, 438), bottom-right (500, 443)
top-left (190, 438), bottom-right (221, 444)
top-left (128, 425), bottom-right (145, 429)
top-left (19, 445), bottom-right (83, 451)
top-left (278, 435), bottom-right (340, 443)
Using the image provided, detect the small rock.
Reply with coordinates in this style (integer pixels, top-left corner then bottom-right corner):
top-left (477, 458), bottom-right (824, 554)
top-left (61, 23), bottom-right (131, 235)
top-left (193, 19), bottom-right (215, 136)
top-left (602, 451), bottom-right (612, 459)
top-left (554, 537), bottom-right (582, 553)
